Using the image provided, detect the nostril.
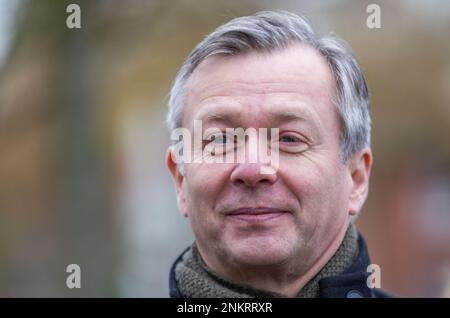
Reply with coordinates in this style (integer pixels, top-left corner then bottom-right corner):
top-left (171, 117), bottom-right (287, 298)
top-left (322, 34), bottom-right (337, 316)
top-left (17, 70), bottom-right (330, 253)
top-left (230, 163), bottom-right (277, 187)
top-left (233, 178), bottom-right (247, 186)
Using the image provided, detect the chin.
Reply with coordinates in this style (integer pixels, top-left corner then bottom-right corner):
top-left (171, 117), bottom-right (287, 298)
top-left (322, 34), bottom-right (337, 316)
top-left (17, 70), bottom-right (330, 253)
top-left (225, 235), bottom-right (296, 267)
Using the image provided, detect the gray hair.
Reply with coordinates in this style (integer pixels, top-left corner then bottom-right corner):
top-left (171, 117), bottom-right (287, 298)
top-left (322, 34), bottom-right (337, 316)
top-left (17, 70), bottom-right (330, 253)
top-left (166, 10), bottom-right (370, 162)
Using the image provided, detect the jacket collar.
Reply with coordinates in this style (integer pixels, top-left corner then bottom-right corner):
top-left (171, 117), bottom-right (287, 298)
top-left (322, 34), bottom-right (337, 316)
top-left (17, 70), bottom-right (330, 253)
top-left (319, 233), bottom-right (375, 298)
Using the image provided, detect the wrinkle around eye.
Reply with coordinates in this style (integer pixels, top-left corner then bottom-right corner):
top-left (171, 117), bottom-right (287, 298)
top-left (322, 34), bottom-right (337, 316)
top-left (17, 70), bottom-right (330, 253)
top-left (278, 132), bottom-right (311, 153)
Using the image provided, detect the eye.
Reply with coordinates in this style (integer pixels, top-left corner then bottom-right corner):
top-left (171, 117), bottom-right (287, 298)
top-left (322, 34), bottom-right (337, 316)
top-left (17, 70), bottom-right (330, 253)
top-left (280, 134), bottom-right (301, 143)
top-left (278, 132), bottom-right (309, 153)
top-left (212, 133), bottom-right (232, 144)
top-left (202, 132), bottom-right (236, 157)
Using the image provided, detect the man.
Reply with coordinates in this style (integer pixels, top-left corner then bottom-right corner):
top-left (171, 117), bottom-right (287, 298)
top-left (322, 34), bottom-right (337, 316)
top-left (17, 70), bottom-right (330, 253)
top-left (166, 10), bottom-right (390, 298)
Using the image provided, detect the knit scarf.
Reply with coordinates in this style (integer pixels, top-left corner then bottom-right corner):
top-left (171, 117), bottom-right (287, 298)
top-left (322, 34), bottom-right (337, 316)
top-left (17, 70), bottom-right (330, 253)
top-left (174, 223), bottom-right (358, 298)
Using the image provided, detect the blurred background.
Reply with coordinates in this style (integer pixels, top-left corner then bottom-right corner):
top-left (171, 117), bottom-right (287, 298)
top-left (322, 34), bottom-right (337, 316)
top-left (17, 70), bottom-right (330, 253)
top-left (0, 0), bottom-right (449, 297)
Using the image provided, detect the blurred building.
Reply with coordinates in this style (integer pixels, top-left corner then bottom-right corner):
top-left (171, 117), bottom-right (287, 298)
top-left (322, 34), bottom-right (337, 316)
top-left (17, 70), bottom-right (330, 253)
top-left (0, 0), bottom-right (449, 297)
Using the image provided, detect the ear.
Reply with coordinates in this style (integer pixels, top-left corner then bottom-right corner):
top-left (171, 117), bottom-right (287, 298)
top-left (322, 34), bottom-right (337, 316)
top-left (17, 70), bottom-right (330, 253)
top-left (166, 147), bottom-right (189, 218)
top-left (348, 148), bottom-right (373, 216)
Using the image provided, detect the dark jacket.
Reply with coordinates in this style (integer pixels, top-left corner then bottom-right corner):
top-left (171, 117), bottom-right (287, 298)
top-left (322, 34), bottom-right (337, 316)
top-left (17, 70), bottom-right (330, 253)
top-left (169, 233), bottom-right (393, 298)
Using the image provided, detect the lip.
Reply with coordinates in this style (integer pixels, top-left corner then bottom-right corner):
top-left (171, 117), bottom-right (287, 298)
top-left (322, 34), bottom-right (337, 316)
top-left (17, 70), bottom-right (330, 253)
top-left (225, 207), bottom-right (291, 223)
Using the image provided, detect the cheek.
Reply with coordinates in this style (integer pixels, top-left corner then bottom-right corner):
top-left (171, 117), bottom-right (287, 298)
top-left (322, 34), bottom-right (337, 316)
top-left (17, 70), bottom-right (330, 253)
top-left (183, 164), bottom-right (235, 247)
top-left (184, 163), bottom-right (231, 219)
top-left (282, 165), bottom-right (349, 253)
top-left (280, 156), bottom-right (349, 220)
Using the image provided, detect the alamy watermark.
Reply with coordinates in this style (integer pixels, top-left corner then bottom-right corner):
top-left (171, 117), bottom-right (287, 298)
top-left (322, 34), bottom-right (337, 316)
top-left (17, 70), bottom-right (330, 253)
top-left (66, 263), bottom-right (81, 289)
top-left (171, 120), bottom-right (280, 175)
top-left (367, 263), bottom-right (381, 288)
top-left (66, 4), bottom-right (81, 29)
top-left (366, 4), bottom-right (381, 29)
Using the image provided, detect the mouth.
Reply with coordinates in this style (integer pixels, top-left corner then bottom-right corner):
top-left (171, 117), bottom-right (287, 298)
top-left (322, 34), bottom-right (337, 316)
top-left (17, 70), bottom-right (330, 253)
top-left (225, 207), bottom-right (291, 223)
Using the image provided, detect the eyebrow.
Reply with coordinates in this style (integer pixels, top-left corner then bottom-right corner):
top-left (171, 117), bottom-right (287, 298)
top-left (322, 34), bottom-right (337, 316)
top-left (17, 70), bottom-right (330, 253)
top-left (200, 112), bottom-right (235, 125)
top-left (269, 110), bottom-right (310, 124)
top-left (198, 109), bottom-right (312, 127)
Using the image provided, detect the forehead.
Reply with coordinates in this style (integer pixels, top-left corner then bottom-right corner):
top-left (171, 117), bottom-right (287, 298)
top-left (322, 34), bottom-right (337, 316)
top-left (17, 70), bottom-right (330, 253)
top-left (183, 43), bottom-right (336, 127)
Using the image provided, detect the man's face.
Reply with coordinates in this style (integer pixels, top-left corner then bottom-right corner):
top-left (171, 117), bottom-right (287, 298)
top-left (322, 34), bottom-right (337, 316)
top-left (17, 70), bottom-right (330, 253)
top-left (167, 44), bottom-right (370, 273)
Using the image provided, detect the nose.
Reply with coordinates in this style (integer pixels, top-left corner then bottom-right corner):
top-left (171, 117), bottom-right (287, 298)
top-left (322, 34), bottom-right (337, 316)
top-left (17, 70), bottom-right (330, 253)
top-left (230, 163), bottom-right (277, 188)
